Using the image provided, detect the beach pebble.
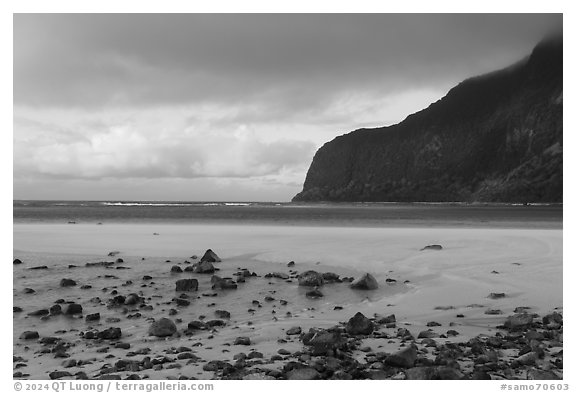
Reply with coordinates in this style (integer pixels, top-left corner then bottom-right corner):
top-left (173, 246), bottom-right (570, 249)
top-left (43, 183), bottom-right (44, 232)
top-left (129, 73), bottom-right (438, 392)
top-left (171, 265), bottom-right (183, 273)
top-left (192, 261), bottom-right (215, 274)
top-left (384, 344), bottom-right (418, 368)
top-left (286, 367), bottom-right (320, 380)
top-left (60, 278), bottom-right (77, 287)
top-left (306, 288), bottom-right (324, 298)
top-left (405, 366), bottom-right (463, 380)
top-left (417, 330), bottom-right (439, 339)
top-left (484, 309), bottom-right (503, 315)
top-left (13, 306), bottom-right (23, 312)
top-left (97, 327), bottom-right (122, 340)
top-left (488, 292), bottom-right (506, 299)
top-left (23, 288), bottom-right (36, 294)
top-left (29, 265), bottom-right (48, 270)
top-left (211, 276), bottom-right (237, 290)
top-left (346, 312), bottom-right (374, 335)
top-left (350, 273), bottom-right (378, 290)
top-left (49, 371), bottom-right (72, 380)
top-left (298, 271), bottom-right (324, 287)
top-left (175, 279), bottom-right (199, 292)
top-left (13, 258), bottom-right (22, 265)
top-left (28, 309), bottom-right (49, 317)
top-left (286, 326), bottom-right (302, 335)
top-left (504, 313), bottom-right (534, 330)
top-left (63, 303), bottom-right (83, 315)
top-left (287, 261), bottom-right (295, 267)
top-left (322, 272), bottom-right (340, 282)
top-left (201, 249), bottom-right (221, 263)
top-left (234, 337), bottom-right (251, 345)
top-left (420, 245), bottom-right (443, 251)
top-left (148, 318), bottom-right (177, 337)
top-left (215, 310), bottom-right (231, 319)
top-left (49, 305), bottom-right (62, 316)
top-left (19, 331), bottom-right (39, 340)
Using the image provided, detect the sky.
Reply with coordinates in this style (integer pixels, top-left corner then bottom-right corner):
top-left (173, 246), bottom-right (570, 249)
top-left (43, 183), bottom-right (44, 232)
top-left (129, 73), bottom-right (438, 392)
top-left (13, 13), bottom-right (562, 202)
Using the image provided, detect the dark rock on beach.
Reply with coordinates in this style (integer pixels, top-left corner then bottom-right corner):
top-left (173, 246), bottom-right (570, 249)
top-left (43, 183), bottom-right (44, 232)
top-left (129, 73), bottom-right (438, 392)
top-left (60, 278), bottom-right (77, 287)
top-left (346, 312), bottom-right (374, 335)
top-left (175, 279), bottom-right (199, 292)
top-left (350, 273), bottom-right (378, 290)
top-left (192, 261), bottom-right (215, 274)
top-left (20, 331), bottom-right (39, 340)
top-left (148, 318), bottom-right (177, 337)
top-left (298, 271), bottom-right (324, 287)
top-left (420, 245), bottom-right (443, 251)
top-left (201, 249), bottom-right (221, 263)
top-left (384, 344), bottom-right (418, 368)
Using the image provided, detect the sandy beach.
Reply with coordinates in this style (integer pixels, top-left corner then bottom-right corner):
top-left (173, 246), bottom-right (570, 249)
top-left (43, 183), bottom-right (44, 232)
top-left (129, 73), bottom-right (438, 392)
top-left (13, 223), bottom-right (563, 380)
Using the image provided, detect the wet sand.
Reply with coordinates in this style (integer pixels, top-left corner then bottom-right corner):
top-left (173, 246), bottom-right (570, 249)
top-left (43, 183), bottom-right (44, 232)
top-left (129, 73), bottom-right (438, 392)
top-left (13, 223), bottom-right (563, 380)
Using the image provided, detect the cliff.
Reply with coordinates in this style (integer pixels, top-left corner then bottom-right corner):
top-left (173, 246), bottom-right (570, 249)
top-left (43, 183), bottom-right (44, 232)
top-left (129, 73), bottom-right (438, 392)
top-left (293, 36), bottom-right (563, 203)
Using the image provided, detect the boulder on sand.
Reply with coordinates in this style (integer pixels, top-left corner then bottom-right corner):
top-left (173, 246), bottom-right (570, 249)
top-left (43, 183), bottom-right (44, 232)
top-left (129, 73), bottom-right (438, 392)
top-left (13, 259), bottom-right (22, 265)
top-left (148, 318), bottom-right (177, 337)
top-left (63, 303), bottom-right (83, 315)
top-left (420, 245), bottom-right (443, 251)
top-left (384, 344), bottom-right (418, 368)
top-left (211, 276), bottom-right (237, 290)
top-left (298, 271), bottom-right (324, 287)
top-left (60, 278), bottom-right (77, 287)
top-left (346, 312), bottom-right (374, 335)
top-left (201, 249), bottom-right (221, 263)
top-left (192, 261), bottom-right (215, 274)
top-left (350, 273), bottom-right (378, 290)
top-left (175, 279), bottom-right (199, 292)
top-left (504, 313), bottom-right (534, 330)
top-left (20, 331), bottom-right (39, 340)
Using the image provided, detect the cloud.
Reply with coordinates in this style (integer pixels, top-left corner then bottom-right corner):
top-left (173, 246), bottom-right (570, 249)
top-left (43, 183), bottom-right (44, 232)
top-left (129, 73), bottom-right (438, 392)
top-left (14, 117), bottom-right (316, 181)
top-left (14, 14), bottom-right (562, 109)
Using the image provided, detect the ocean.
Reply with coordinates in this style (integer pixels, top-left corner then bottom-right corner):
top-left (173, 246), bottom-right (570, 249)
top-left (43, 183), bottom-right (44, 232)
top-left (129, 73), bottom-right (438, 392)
top-left (13, 200), bottom-right (563, 228)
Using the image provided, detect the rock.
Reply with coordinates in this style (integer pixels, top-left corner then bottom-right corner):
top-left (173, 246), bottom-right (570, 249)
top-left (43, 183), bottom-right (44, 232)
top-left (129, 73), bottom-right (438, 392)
top-left (350, 273), bottom-right (378, 290)
top-left (305, 288), bottom-right (324, 298)
top-left (60, 278), bottom-right (77, 287)
top-left (405, 366), bottom-right (464, 380)
top-left (484, 309), bottom-right (503, 315)
top-left (201, 249), bottom-right (221, 263)
top-left (49, 371), bottom-right (72, 379)
top-left (63, 303), bottom-right (83, 315)
top-left (13, 306), bottom-right (23, 313)
top-left (20, 331), bottom-right (39, 340)
top-left (187, 321), bottom-right (208, 330)
top-left (192, 261), bottom-right (215, 274)
top-left (50, 304), bottom-right (62, 316)
top-left (234, 337), bottom-right (251, 345)
top-left (142, 275), bottom-right (153, 280)
top-left (244, 373), bottom-right (276, 380)
top-left (175, 298), bottom-right (190, 307)
top-left (171, 265), bottom-right (183, 273)
top-left (62, 359), bottom-right (77, 368)
top-left (97, 327), bottom-right (122, 340)
top-left (175, 279), bottom-right (198, 292)
top-left (488, 292), bottom-right (506, 299)
top-left (124, 293), bottom-right (141, 305)
top-left (504, 313), bottom-right (534, 330)
top-left (211, 276), bottom-right (237, 290)
top-left (148, 318), bottom-right (177, 337)
top-left (23, 288), bottom-right (35, 294)
top-left (286, 326), bottom-right (302, 335)
top-left (28, 309), bottom-right (49, 317)
top-left (286, 367), bottom-right (320, 380)
top-left (420, 245), bottom-right (443, 251)
top-left (346, 312), bottom-right (374, 335)
top-left (322, 272), bottom-right (340, 282)
top-left (543, 312), bottom-right (563, 325)
top-left (301, 328), bottom-right (345, 355)
top-left (527, 370), bottom-right (561, 380)
top-left (287, 261), bottom-right (295, 267)
top-left (298, 270), bottom-right (324, 287)
top-left (13, 258), bottom-right (22, 265)
top-left (267, 272), bottom-right (289, 279)
top-left (377, 314), bottom-right (396, 324)
top-left (29, 265), bottom-right (48, 270)
top-left (384, 345), bottom-right (418, 368)
top-left (214, 310), bottom-right (231, 319)
top-left (417, 330), bottom-right (440, 339)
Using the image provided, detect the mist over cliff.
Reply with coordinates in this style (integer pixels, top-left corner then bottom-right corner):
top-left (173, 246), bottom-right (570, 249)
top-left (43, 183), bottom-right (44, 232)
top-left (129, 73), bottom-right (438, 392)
top-left (293, 36), bottom-right (563, 203)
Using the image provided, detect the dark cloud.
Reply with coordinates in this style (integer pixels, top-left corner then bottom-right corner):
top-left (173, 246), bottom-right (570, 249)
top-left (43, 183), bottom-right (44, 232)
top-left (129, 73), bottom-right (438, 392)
top-left (14, 14), bottom-right (562, 109)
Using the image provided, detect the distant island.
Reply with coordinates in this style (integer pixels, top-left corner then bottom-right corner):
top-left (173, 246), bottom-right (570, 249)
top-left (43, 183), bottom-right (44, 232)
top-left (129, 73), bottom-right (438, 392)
top-left (293, 36), bottom-right (562, 203)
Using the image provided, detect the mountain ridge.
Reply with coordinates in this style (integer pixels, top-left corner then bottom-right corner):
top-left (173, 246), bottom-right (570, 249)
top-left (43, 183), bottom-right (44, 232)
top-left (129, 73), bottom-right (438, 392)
top-left (293, 36), bottom-right (563, 203)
